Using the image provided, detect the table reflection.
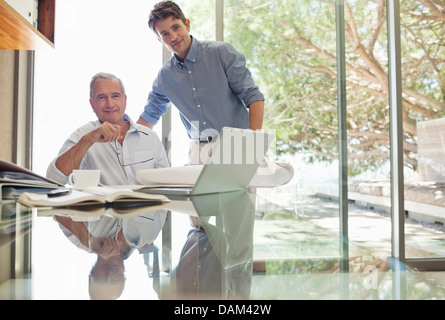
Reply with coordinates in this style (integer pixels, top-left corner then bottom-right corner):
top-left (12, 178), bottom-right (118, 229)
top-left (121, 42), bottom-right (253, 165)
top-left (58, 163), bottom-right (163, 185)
top-left (53, 209), bottom-right (167, 299)
top-left (167, 190), bottom-right (255, 300)
top-left (0, 201), bottom-right (33, 299)
top-left (26, 190), bottom-right (255, 300)
top-left (5, 190), bottom-right (445, 300)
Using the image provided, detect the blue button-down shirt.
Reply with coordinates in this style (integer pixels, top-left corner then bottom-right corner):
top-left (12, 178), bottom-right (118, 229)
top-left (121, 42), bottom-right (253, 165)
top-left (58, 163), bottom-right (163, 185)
top-left (140, 37), bottom-right (264, 140)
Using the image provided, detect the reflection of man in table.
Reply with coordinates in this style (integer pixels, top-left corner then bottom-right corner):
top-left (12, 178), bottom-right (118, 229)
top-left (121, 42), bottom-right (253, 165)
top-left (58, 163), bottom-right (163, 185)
top-left (171, 191), bottom-right (255, 299)
top-left (54, 210), bottom-right (166, 300)
top-left (47, 72), bottom-right (169, 186)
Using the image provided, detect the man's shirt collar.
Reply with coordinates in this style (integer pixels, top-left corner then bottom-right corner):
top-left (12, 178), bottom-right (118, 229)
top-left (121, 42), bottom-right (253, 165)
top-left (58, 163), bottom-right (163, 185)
top-left (173, 35), bottom-right (199, 67)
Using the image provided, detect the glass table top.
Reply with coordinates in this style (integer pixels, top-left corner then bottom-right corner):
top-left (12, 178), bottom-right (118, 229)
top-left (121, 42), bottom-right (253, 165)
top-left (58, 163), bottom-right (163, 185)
top-left (1, 190), bottom-right (445, 301)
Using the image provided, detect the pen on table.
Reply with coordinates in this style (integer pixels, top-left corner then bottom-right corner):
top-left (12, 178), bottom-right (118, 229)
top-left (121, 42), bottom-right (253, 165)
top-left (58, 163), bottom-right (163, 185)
top-left (47, 188), bottom-right (71, 197)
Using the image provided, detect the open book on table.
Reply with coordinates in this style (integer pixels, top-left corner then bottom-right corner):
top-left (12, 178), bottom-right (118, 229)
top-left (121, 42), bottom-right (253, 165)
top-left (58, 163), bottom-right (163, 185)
top-left (17, 186), bottom-right (169, 208)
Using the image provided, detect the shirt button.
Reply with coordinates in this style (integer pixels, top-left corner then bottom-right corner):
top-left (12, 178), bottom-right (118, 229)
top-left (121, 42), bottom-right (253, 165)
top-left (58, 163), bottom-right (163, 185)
top-left (203, 121), bottom-right (207, 125)
top-left (189, 71), bottom-right (192, 74)
top-left (197, 105), bottom-right (201, 108)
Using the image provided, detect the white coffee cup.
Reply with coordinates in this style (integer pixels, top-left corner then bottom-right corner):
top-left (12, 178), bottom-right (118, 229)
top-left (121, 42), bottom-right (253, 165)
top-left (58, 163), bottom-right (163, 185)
top-left (68, 170), bottom-right (101, 190)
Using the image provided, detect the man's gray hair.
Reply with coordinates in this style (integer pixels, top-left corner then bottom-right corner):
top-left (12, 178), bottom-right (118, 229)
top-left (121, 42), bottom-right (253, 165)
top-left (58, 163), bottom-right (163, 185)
top-left (90, 72), bottom-right (126, 98)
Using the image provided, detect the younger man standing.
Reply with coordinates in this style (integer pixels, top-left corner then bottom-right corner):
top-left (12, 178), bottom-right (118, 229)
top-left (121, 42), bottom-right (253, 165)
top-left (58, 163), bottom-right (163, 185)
top-left (137, 1), bottom-right (264, 164)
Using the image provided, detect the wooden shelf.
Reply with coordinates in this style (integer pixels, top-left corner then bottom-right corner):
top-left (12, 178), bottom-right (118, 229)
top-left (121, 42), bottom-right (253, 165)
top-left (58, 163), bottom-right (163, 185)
top-left (0, 0), bottom-right (55, 50)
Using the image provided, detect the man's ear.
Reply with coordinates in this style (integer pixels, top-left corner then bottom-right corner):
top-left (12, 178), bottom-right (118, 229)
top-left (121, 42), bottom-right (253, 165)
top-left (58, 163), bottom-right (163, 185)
top-left (185, 18), bottom-right (191, 32)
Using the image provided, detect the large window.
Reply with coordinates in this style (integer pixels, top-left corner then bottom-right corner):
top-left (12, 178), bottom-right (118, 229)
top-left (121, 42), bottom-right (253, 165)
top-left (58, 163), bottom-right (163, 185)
top-left (33, 0), bottom-right (445, 271)
top-left (33, 0), bottom-right (161, 175)
top-left (179, 0), bottom-right (445, 269)
top-left (398, 0), bottom-right (445, 263)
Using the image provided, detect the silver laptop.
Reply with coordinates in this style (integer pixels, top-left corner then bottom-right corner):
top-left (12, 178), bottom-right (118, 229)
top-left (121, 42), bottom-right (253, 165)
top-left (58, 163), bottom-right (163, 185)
top-left (143, 127), bottom-right (275, 196)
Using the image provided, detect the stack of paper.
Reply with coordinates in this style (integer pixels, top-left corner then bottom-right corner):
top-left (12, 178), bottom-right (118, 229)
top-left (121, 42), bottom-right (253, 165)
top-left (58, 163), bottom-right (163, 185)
top-left (0, 160), bottom-right (63, 200)
top-left (136, 165), bottom-right (204, 187)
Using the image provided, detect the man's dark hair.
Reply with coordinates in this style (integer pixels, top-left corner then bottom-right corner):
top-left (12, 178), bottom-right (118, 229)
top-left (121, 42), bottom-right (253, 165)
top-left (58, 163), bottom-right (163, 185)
top-left (148, 1), bottom-right (187, 34)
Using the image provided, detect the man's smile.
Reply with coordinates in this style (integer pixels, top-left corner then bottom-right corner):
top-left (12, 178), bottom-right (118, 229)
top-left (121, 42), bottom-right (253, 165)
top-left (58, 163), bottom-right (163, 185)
top-left (171, 39), bottom-right (183, 48)
top-left (103, 108), bottom-right (119, 113)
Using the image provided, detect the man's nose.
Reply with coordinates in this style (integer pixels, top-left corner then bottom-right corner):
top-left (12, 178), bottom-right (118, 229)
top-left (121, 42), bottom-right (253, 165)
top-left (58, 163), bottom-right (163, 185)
top-left (104, 97), bottom-right (113, 106)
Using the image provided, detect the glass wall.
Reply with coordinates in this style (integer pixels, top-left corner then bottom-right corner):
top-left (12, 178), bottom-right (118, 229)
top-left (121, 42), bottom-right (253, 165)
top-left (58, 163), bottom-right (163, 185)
top-left (177, 0), bottom-right (445, 269)
top-left (180, 0), bottom-right (344, 270)
top-left (226, 0), bottom-right (346, 266)
top-left (32, 0), bottom-right (445, 271)
top-left (398, 1), bottom-right (445, 263)
top-left (341, 0), bottom-right (393, 258)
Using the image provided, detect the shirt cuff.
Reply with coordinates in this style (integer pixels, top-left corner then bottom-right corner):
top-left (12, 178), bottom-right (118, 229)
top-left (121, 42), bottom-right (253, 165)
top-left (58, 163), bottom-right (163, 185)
top-left (46, 158), bottom-right (69, 185)
top-left (245, 93), bottom-right (265, 108)
top-left (139, 110), bottom-right (159, 126)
